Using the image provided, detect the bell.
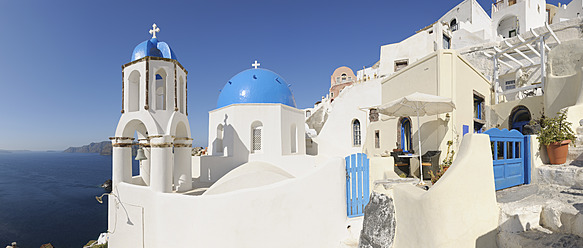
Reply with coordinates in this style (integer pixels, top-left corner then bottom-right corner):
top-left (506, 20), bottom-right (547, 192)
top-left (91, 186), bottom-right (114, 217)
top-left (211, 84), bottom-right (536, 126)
top-left (135, 147), bottom-right (147, 160)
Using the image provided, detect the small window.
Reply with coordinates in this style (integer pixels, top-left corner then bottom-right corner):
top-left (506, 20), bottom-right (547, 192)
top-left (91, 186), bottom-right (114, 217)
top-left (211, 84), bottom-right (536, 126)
top-left (509, 0), bottom-right (516, 6)
top-left (374, 130), bottom-right (380, 149)
top-left (369, 108), bottom-right (379, 122)
top-left (331, 92), bottom-right (334, 98)
top-left (336, 77), bottom-right (340, 83)
top-left (509, 30), bottom-right (517, 38)
top-left (251, 122), bottom-right (263, 152)
top-left (306, 110), bottom-right (311, 118)
top-left (353, 119), bottom-right (361, 146)
top-left (505, 80), bottom-right (516, 90)
top-left (473, 93), bottom-right (485, 120)
top-left (394, 59), bottom-right (409, 72)
top-left (443, 34), bottom-right (451, 49)
top-left (450, 19), bottom-right (458, 32)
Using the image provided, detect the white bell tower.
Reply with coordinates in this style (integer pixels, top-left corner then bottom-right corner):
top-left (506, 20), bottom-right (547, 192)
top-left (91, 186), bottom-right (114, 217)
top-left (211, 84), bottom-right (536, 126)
top-left (111, 24), bottom-right (192, 193)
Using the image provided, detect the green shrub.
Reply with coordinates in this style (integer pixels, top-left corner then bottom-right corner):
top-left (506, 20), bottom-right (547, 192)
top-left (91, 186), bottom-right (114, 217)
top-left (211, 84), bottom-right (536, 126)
top-left (535, 110), bottom-right (576, 146)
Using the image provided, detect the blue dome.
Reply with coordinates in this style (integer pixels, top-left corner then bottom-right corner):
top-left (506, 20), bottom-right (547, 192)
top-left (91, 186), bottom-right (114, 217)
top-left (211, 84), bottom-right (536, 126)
top-left (217, 68), bottom-right (297, 108)
top-left (131, 38), bottom-right (177, 62)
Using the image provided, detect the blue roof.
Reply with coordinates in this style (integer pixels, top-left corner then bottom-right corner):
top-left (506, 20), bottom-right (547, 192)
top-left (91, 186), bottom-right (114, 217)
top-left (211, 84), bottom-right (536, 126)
top-left (131, 38), bottom-right (177, 62)
top-left (217, 68), bottom-right (297, 108)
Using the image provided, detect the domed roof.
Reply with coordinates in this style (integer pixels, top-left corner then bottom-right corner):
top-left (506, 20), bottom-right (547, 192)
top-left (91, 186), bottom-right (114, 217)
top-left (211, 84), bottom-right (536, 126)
top-left (217, 68), bottom-right (297, 108)
top-left (131, 38), bottom-right (177, 62)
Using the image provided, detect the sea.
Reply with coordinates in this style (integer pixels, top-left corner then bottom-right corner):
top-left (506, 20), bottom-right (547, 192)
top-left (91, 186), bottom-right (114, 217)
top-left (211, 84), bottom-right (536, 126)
top-left (0, 152), bottom-right (138, 248)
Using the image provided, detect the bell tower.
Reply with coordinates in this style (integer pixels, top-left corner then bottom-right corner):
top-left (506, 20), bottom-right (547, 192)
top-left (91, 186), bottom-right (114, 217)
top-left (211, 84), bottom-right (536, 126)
top-left (111, 24), bottom-right (192, 193)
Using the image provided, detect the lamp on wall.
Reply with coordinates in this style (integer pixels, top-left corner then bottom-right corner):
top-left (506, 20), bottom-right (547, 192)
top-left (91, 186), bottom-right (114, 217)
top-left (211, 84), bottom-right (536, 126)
top-left (445, 113), bottom-right (451, 122)
top-left (95, 193), bottom-right (109, 204)
top-left (95, 192), bottom-right (133, 225)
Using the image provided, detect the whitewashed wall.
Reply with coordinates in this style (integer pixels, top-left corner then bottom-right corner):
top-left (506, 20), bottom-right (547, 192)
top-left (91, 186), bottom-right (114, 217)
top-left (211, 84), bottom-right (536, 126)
top-left (109, 157), bottom-right (348, 248)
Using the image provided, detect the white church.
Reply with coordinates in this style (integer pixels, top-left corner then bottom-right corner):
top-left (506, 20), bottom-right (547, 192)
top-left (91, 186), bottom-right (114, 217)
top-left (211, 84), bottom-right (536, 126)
top-left (107, 24), bottom-right (349, 248)
top-left (103, 0), bottom-right (583, 246)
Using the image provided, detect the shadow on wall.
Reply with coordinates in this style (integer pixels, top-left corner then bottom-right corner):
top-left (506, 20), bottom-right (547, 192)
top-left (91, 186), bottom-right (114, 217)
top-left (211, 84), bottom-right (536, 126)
top-left (199, 124), bottom-right (249, 182)
top-left (392, 134), bottom-right (499, 247)
top-left (412, 119), bottom-right (449, 155)
top-left (306, 138), bottom-right (318, 156)
top-left (476, 228), bottom-right (497, 248)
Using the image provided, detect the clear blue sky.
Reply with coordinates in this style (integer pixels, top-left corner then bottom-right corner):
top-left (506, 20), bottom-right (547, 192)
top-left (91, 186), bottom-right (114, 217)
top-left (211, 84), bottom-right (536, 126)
top-left (0, 0), bottom-right (561, 150)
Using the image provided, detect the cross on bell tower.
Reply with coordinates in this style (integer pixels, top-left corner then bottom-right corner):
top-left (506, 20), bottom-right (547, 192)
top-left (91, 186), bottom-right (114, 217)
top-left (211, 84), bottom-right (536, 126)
top-left (252, 60), bottom-right (260, 69)
top-left (149, 23), bottom-right (160, 39)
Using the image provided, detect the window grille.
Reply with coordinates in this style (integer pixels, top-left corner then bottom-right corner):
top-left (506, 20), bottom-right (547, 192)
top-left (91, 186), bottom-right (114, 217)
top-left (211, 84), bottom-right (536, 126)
top-left (505, 80), bottom-right (516, 90)
top-left (353, 120), bottom-right (361, 146)
top-left (252, 127), bottom-right (262, 151)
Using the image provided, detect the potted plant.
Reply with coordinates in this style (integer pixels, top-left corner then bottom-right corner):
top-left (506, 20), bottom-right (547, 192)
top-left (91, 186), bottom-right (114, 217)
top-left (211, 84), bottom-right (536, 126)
top-left (429, 140), bottom-right (455, 184)
top-left (536, 110), bottom-right (576, 164)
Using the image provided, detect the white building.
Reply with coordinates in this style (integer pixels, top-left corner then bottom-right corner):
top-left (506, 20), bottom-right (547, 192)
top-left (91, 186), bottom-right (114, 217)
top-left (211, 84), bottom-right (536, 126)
top-left (107, 26), bottom-right (350, 248)
top-left (103, 0), bottom-right (583, 246)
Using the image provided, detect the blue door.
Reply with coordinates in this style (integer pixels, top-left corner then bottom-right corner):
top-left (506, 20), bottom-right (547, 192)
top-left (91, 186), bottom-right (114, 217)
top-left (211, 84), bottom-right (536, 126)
top-left (345, 153), bottom-right (370, 217)
top-left (485, 128), bottom-right (530, 190)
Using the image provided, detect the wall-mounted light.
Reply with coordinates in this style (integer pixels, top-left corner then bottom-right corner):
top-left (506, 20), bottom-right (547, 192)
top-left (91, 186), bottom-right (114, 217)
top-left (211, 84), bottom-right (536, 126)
top-left (445, 113), bottom-right (451, 122)
top-left (95, 193), bottom-right (109, 204)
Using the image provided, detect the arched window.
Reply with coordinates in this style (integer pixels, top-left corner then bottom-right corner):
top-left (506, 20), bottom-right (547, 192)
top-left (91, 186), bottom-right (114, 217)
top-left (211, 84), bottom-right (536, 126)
top-left (352, 119), bottom-right (361, 146)
top-left (306, 110), bottom-right (311, 118)
top-left (341, 73), bottom-right (347, 82)
top-left (510, 106), bottom-right (531, 134)
top-left (450, 18), bottom-right (458, 31)
top-left (251, 121), bottom-right (263, 153)
top-left (179, 77), bottom-right (185, 114)
top-left (155, 71), bottom-right (166, 110)
top-left (290, 124), bottom-right (297, 154)
top-left (128, 71), bottom-right (140, 112)
top-left (400, 118), bottom-right (412, 152)
top-left (215, 124), bottom-right (224, 154)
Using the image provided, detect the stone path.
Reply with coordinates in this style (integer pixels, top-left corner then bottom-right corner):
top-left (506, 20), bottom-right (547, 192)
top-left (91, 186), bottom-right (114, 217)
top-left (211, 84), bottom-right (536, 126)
top-left (497, 183), bottom-right (583, 247)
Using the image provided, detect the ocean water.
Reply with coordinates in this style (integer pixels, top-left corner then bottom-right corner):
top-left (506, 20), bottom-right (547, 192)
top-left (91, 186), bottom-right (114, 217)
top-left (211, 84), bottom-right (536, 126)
top-left (0, 152), bottom-right (137, 248)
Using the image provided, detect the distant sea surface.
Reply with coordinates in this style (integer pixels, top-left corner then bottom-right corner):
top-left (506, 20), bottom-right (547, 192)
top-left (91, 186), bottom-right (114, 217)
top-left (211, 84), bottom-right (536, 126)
top-left (0, 152), bottom-right (137, 247)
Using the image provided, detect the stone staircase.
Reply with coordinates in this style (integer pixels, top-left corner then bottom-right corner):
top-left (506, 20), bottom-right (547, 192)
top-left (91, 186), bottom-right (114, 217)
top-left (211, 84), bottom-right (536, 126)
top-left (497, 185), bottom-right (583, 247)
top-left (497, 129), bottom-right (583, 248)
top-left (497, 123), bottom-right (583, 247)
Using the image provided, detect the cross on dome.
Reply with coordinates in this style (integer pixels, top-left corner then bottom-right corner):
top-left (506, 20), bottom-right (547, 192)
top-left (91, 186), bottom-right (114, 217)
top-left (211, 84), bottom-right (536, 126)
top-left (252, 60), bottom-right (260, 69)
top-left (149, 23), bottom-right (160, 39)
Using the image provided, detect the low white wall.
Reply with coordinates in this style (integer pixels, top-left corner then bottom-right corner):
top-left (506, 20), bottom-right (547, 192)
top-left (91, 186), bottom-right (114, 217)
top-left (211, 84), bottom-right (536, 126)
top-left (192, 155), bottom-right (244, 182)
top-left (109, 157), bottom-right (347, 248)
top-left (392, 134), bottom-right (499, 248)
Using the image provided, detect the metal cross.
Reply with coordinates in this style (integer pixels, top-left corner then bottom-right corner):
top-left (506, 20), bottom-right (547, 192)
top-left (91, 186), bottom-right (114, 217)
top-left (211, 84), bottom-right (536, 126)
top-left (149, 24), bottom-right (160, 39)
top-left (252, 60), bottom-right (260, 69)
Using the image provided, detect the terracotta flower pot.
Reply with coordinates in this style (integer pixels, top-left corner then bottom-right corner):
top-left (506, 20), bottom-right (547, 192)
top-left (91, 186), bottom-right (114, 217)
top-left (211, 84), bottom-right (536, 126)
top-left (546, 140), bottom-right (571, 165)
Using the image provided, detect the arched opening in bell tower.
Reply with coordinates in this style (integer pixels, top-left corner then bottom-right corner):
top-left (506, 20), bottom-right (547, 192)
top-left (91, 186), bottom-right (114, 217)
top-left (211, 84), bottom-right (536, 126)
top-left (118, 119), bottom-right (151, 186)
top-left (179, 76), bottom-right (185, 114)
top-left (128, 71), bottom-right (141, 112)
top-left (155, 70), bottom-right (167, 110)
